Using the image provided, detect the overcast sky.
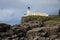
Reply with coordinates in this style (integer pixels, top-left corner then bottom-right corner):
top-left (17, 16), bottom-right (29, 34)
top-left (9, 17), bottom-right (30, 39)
top-left (0, 0), bottom-right (60, 25)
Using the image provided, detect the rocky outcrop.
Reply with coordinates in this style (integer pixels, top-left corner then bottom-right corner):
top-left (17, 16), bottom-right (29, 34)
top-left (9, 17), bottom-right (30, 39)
top-left (0, 23), bottom-right (11, 32)
top-left (0, 23), bottom-right (60, 40)
top-left (0, 16), bottom-right (60, 40)
top-left (26, 26), bottom-right (60, 40)
top-left (21, 16), bottom-right (51, 24)
top-left (21, 16), bottom-right (51, 28)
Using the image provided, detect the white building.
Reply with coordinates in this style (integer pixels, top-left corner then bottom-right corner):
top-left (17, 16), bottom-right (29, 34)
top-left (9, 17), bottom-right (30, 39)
top-left (24, 7), bottom-right (48, 16)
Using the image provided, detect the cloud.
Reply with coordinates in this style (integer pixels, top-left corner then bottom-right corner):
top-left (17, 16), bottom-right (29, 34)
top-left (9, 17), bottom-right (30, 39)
top-left (0, 0), bottom-right (25, 9)
top-left (0, 7), bottom-right (24, 24)
top-left (0, 8), bottom-right (22, 25)
top-left (0, 0), bottom-right (60, 25)
top-left (0, 9), bottom-right (14, 20)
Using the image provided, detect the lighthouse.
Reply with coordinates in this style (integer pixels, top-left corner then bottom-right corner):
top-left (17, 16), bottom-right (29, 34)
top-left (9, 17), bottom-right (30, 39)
top-left (26, 7), bottom-right (30, 15)
top-left (24, 7), bottom-right (48, 16)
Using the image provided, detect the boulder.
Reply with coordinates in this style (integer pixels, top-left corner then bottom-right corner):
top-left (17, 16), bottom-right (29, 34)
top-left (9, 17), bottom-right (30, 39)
top-left (0, 23), bottom-right (11, 32)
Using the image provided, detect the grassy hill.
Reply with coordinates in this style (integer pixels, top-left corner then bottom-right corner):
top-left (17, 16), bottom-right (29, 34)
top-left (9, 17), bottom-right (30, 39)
top-left (22, 15), bottom-right (60, 27)
top-left (44, 16), bottom-right (60, 26)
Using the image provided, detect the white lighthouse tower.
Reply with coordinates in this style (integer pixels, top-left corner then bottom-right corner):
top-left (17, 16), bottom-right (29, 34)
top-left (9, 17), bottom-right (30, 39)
top-left (26, 7), bottom-right (30, 15)
top-left (24, 7), bottom-right (48, 16)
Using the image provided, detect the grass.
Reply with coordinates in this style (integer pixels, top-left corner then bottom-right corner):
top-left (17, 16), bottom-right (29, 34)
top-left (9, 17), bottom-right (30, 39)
top-left (44, 16), bottom-right (60, 26)
top-left (27, 15), bottom-right (47, 19)
top-left (54, 17), bottom-right (60, 21)
top-left (44, 20), bottom-right (57, 25)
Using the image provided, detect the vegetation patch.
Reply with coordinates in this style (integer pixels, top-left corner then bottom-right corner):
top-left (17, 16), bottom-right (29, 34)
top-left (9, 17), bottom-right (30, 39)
top-left (27, 15), bottom-right (47, 19)
top-left (44, 16), bottom-right (60, 26)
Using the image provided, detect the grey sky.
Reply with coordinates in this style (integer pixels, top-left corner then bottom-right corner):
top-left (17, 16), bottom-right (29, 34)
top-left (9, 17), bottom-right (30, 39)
top-left (0, 0), bottom-right (60, 25)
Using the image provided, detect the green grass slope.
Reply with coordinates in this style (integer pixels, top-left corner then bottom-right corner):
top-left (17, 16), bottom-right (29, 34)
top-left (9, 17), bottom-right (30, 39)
top-left (44, 16), bottom-right (60, 26)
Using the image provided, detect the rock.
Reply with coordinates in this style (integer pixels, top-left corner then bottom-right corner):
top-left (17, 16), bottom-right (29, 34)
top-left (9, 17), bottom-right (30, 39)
top-left (55, 39), bottom-right (60, 40)
top-left (0, 23), bottom-right (11, 32)
top-left (0, 16), bottom-right (60, 40)
top-left (49, 35), bottom-right (58, 40)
